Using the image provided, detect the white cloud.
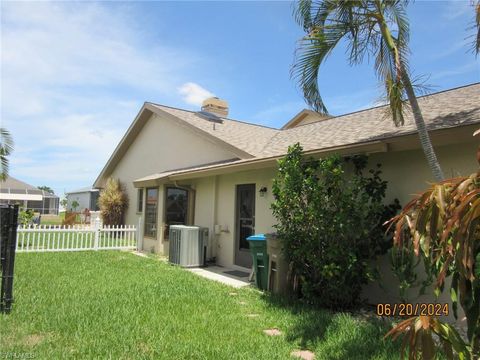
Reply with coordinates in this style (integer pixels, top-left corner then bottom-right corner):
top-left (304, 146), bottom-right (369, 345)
top-left (430, 38), bottom-right (471, 60)
top-left (442, 0), bottom-right (472, 20)
top-left (430, 62), bottom-right (479, 81)
top-left (0, 2), bottom-right (203, 195)
top-left (1, 2), bottom-right (196, 119)
top-left (178, 82), bottom-right (215, 106)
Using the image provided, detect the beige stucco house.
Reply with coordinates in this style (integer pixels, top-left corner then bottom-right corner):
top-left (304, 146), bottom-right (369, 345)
top-left (94, 83), bottom-right (479, 283)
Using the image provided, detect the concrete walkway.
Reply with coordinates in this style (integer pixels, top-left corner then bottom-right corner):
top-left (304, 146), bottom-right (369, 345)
top-left (187, 266), bottom-right (251, 288)
top-left (131, 251), bottom-right (251, 288)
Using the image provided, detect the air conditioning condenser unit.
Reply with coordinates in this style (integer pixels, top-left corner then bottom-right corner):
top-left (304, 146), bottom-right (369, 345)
top-left (168, 225), bottom-right (208, 267)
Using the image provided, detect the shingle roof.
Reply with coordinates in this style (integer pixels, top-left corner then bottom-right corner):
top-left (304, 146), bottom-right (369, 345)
top-left (148, 104), bottom-right (280, 157)
top-left (134, 83), bottom-right (480, 184)
top-left (0, 176), bottom-right (39, 191)
top-left (259, 83), bottom-right (480, 157)
top-left (0, 176), bottom-right (59, 198)
top-left (66, 186), bottom-right (99, 194)
top-left (150, 84), bottom-right (479, 160)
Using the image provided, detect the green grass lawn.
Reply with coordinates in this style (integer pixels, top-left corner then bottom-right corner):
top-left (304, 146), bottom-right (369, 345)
top-left (0, 252), bottom-right (401, 359)
top-left (40, 212), bottom-right (65, 225)
top-left (40, 212), bottom-right (85, 225)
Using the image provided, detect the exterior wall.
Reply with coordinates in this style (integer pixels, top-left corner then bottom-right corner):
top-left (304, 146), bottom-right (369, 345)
top-left (171, 139), bottom-right (478, 270)
top-left (183, 139), bottom-right (476, 323)
top-left (190, 177), bottom-right (216, 259)
top-left (188, 168), bottom-right (275, 266)
top-left (66, 192), bottom-right (91, 212)
top-left (108, 113), bottom-right (238, 250)
top-left (104, 100), bottom-right (476, 323)
top-left (369, 140), bottom-right (478, 207)
top-left (361, 140), bottom-right (477, 323)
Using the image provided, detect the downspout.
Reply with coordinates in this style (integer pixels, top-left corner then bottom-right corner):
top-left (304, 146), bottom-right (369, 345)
top-left (211, 175), bottom-right (218, 261)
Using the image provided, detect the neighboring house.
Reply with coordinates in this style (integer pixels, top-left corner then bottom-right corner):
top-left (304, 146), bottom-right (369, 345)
top-left (0, 176), bottom-right (60, 215)
top-left (65, 187), bottom-right (100, 211)
top-left (94, 84), bottom-right (479, 304)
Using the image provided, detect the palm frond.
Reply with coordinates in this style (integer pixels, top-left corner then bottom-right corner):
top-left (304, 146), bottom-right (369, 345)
top-left (0, 128), bottom-right (14, 156)
top-left (0, 128), bottom-right (14, 181)
top-left (385, 75), bottom-right (406, 126)
top-left (369, 0), bottom-right (414, 128)
top-left (293, 0), bottom-right (314, 31)
top-left (476, 0), bottom-right (480, 55)
top-left (292, 41), bottom-right (331, 113)
top-left (384, 0), bottom-right (410, 48)
top-left (292, 0), bottom-right (418, 130)
top-left (292, 0), bottom-right (353, 113)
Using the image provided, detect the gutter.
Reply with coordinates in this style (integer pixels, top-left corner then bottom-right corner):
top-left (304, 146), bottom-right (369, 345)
top-left (133, 121), bottom-right (480, 187)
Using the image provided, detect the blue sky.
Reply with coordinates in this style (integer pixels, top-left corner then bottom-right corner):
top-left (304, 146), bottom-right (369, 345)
top-left (1, 1), bottom-right (479, 197)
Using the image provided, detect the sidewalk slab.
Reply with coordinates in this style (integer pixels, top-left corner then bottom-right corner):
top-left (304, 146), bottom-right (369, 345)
top-left (187, 267), bottom-right (250, 288)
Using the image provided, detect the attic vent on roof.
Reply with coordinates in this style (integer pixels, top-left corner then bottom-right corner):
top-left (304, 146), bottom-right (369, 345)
top-left (201, 97), bottom-right (229, 117)
top-left (196, 110), bottom-right (224, 124)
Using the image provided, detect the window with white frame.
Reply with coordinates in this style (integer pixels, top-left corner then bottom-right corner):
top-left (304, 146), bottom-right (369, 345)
top-left (144, 188), bottom-right (158, 238)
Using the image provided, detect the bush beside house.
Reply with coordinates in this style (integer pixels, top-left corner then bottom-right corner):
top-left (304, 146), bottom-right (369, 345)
top-left (98, 178), bottom-right (128, 226)
top-left (271, 143), bottom-right (400, 308)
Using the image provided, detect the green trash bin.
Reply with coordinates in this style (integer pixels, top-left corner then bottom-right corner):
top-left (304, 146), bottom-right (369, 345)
top-left (247, 234), bottom-right (269, 290)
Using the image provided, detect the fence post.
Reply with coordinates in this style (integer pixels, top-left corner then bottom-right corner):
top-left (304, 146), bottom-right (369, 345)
top-left (136, 217), bottom-right (142, 252)
top-left (93, 216), bottom-right (101, 251)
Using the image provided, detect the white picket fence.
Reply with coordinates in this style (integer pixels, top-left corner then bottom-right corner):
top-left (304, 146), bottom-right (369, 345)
top-left (16, 218), bottom-right (139, 253)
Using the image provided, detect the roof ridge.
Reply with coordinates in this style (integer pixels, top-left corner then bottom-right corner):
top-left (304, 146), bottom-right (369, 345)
top-left (259, 131), bottom-right (284, 154)
top-left (285, 82), bottom-right (480, 130)
top-left (148, 82), bottom-right (479, 132)
top-left (147, 103), bottom-right (255, 158)
top-left (147, 102), bottom-right (280, 131)
top-left (0, 176), bottom-right (40, 190)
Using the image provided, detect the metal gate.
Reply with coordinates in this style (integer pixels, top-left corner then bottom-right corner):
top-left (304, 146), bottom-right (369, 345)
top-left (0, 204), bottom-right (19, 314)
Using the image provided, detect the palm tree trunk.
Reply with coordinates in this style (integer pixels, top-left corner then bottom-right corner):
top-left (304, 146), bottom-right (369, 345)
top-left (399, 65), bottom-right (444, 181)
top-left (374, 3), bottom-right (444, 182)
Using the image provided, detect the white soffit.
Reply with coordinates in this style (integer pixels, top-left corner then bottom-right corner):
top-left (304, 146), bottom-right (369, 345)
top-left (0, 193), bottom-right (43, 201)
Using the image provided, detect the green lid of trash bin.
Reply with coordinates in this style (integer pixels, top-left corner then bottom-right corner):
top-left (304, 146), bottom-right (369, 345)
top-left (247, 234), bottom-right (266, 241)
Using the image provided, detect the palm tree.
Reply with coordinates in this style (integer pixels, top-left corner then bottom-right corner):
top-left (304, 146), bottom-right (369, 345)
top-left (475, 0), bottom-right (480, 55)
top-left (0, 128), bottom-right (14, 181)
top-left (292, 0), bottom-right (444, 181)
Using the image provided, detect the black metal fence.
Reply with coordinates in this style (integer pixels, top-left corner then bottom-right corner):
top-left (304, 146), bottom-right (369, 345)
top-left (0, 204), bottom-right (19, 314)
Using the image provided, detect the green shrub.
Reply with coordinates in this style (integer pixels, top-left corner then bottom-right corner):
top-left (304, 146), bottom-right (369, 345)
top-left (71, 200), bottom-right (79, 212)
top-left (18, 207), bottom-right (34, 226)
top-left (271, 143), bottom-right (400, 309)
top-left (98, 178), bottom-right (128, 226)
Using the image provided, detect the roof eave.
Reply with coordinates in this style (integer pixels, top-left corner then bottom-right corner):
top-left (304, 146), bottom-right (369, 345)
top-left (94, 103), bottom-right (255, 188)
top-left (146, 104), bottom-right (254, 160)
top-left (280, 109), bottom-right (310, 130)
top-left (132, 121), bottom-right (480, 185)
top-left (93, 103), bottom-right (153, 189)
top-left (133, 140), bottom-right (388, 186)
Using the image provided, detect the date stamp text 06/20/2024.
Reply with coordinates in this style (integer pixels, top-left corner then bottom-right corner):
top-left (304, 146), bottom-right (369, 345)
top-left (376, 303), bottom-right (449, 317)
